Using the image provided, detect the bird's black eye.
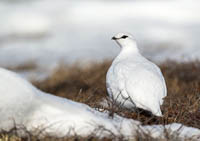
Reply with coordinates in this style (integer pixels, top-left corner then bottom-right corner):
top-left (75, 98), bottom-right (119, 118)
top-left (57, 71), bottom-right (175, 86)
top-left (121, 35), bottom-right (128, 39)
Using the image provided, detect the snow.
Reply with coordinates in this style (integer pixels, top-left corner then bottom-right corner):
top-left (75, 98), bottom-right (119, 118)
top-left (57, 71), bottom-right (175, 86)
top-left (0, 67), bottom-right (199, 139)
top-left (2, 12), bottom-right (50, 37)
top-left (0, 67), bottom-right (140, 137)
top-left (0, 0), bottom-right (200, 78)
top-left (27, 93), bottom-right (139, 137)
top-left (106, 33), bottom-right (167, 116)
top-left (142, 123), bottom-right (200, 140)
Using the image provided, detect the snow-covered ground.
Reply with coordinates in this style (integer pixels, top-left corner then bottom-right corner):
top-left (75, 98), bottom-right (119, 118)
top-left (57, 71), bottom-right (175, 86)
top-left (0, 0), bottom-right (200, 78)
top-left (0, 67), bottom-right (199, 139)
top-left (142, 123), bottom-right (200, 140)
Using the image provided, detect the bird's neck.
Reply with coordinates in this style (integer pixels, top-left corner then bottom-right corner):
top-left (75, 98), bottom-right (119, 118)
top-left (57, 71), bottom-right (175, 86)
top-left (118, 44), bottom-right (140, 59)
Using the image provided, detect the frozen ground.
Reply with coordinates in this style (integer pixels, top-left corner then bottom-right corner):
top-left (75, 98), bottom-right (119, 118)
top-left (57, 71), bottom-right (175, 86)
top-left (0, 0), bottom-right (200, 75)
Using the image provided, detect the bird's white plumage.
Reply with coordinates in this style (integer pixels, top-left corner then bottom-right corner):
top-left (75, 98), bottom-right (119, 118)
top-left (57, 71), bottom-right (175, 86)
top-left (106, 33), bottom-right (167, 116)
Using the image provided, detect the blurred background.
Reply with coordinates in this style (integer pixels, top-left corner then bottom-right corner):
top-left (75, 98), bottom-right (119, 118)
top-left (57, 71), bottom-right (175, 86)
top-left (0, 0), bottom-right (200, 79)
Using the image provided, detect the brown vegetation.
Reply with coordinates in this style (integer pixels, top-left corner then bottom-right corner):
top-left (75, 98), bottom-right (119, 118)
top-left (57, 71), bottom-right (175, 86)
top-left (34, 61), bottom-right (200, 129)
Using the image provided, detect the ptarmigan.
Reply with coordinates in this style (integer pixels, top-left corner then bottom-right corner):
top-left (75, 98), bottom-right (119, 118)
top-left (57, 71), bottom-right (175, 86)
top-left (106, 33), bottom-right (167, 116)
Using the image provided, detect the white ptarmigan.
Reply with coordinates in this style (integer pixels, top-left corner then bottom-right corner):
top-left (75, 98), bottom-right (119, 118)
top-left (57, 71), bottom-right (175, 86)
top-left (106, 33), bottom-right (167, 116)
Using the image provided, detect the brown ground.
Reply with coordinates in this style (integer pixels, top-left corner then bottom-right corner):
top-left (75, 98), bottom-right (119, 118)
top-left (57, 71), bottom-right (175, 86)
top-left (1, 60), bottom-right (200, 140)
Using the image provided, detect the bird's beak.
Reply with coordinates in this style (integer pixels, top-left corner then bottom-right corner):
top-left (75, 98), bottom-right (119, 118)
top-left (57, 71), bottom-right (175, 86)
top-left (112, 36), bottom-right (117, 40)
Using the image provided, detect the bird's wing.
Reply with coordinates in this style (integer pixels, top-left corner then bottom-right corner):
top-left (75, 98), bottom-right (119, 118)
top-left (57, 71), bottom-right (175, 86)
top-left (146, 62), bottom-right (167, 102)
top-left (151, 62), bottom-right (167, 97)
top-left (127, 65), bottom-right (166, 112)
top-left (106, 62), bottom-right (130, 99)
top-left (113, 62), bottom-right (166, 112)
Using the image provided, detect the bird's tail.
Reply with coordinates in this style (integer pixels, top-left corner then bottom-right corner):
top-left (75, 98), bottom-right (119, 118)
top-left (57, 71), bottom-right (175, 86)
top-left (152, 108), bottom-right (163, 117)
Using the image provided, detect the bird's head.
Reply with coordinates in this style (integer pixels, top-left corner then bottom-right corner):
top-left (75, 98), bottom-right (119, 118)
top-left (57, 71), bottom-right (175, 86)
top-left (112, 33), bottom-right (138, 51)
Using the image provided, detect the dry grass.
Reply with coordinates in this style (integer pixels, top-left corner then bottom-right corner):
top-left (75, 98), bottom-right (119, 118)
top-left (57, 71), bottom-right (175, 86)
top-left (1, 60), bottom-right (200, 140)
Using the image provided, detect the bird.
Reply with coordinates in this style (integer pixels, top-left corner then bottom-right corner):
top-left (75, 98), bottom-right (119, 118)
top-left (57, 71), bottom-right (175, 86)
top-left (106, 33), bottom-right (167, 116)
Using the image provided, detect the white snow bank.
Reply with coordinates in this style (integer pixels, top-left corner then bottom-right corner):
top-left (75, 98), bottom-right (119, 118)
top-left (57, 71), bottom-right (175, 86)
top-left (0, 67), bottom-right (139, 137)
top-left (142, 123), bottom-right (200, 140)
top-left (27, 93), bottom-right (140, 137)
